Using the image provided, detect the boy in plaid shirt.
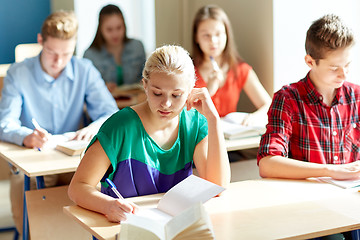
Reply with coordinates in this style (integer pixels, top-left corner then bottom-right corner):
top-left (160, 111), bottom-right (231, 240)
top-left (258, 14), bottom-right (360, 240)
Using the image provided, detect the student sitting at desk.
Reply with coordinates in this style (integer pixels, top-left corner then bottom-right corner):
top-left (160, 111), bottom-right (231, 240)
top-left (257, 14), bottom-right (360, 240)
top-left (192, 5), bottom-right (271, 124)
top-left (68, 45), bottom-right (231, 222)
top-left (0, 11), bottom-right (118, 235)
top-left (83, 4), bottom-right (146, 92)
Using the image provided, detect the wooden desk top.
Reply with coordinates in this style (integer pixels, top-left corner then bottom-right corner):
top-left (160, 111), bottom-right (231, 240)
top-left (225, 135), bottom-right (260, 151)
top-left (111, 85), bottom-right (146, 109)
top-left (63, 178), bottom-right (360, 240)
top-left (0, 141), bottom-right (80, 177)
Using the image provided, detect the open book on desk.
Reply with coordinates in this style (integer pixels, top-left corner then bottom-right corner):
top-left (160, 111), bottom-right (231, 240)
top-left (118, 175), bottom-right (225, 240)
top-left (42, 132), bottom-right (89, 156)
top-left (317, 177), bottom-right (360, 189)
top-left (221, 112), bottom-right (266, 140)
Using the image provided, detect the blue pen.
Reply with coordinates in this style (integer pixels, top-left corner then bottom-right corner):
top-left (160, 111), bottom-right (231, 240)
top-left (106, 178), bottom-right (124, 200)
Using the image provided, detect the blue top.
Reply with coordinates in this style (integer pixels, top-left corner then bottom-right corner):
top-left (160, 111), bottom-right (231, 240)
top-left (0, 54), bottom-right (119, 146)
top-left (83, 38), bottom-right (146, 85)
top-left (88, 107), bottom-right (208, 198)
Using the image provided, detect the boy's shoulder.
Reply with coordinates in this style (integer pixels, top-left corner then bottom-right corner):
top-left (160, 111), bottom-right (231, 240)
top-left (7, 56), bottom-right (37, 76)
top-left (274, 79), bottom-right (305, 98)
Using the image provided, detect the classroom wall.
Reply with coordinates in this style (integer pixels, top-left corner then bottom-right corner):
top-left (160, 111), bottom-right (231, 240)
top-left (155, 0), bottom-right (360, 112)
top-left (52, 0), bottom-right (156, 57)
top-left (273, 0), bottom-right (360, 92)
top-left (0, 0), bottom-right (50, 64)
top-left (155, 0), bottom-right (273, 112)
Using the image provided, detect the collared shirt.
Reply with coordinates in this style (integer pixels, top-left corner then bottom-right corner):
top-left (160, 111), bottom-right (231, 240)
top-left (257, 73), bottom-right (360, 165)
top-left (83, 38), bottom-right (146, 85)
top-left (0, 54), bottom-right (119, 146)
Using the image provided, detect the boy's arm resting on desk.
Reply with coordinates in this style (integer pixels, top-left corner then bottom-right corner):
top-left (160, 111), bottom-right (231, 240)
top-left (189, 88), bottom-right (231, 188)
top-left (68, 140), bottom-right (137, 223)
top-left (259, 155), bottom-right (360, 180)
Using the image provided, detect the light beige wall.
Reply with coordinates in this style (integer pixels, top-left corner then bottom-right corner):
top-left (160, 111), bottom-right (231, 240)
top-left (51, 0), bottom-right (74, 11)
top-left (155, 0), bottom-right (183, 46)
top-left (155, 0), bottom-right (273, 112)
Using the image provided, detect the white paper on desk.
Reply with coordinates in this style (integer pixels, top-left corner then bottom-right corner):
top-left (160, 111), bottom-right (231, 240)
top-left (41, 132), bottom-right (75, 149)
top-left (220, 112), bottom-right (266, 140)
top-left (157, 175), bottom-right (225, 216)
top-left (317, 177), bottom-right (360, 189)
top-left (222, 112), bottom-right (250, 125)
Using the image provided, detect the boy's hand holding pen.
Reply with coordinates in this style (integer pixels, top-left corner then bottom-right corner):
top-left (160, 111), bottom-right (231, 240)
top-left (25, 118), bottom-right (50, 151)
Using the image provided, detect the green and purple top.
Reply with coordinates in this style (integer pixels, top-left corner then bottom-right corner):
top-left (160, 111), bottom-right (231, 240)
top-left (87, 107), bottom-right (208, 198)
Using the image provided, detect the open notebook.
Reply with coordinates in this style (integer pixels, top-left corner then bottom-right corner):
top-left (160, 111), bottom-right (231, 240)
top-left (118, 175), bottom-right (225, 240)
top-left (42, 132), bottom-right (89, 156)
top-left (221, 112), bottom-right (266, 140)
top-left (317, 177), bottom-right (360, 189)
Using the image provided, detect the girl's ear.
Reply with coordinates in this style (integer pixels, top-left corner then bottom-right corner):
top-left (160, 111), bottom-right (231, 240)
top-left (305, 54), bottom-right (316, 68)
top-left (142, 78), bottom-right (148, 93)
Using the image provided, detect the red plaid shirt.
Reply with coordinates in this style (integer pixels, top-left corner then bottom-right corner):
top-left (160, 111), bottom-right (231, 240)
top-left (257, 73), bottom-right (360, 165)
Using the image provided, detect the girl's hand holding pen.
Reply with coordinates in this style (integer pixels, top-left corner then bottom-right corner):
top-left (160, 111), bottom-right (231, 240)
top-left (104, 178), bottom-right (139, 222)
top-left (207, 56), bottom-right (224, 96)
top-left (104, 198), bottom-right (138, 222)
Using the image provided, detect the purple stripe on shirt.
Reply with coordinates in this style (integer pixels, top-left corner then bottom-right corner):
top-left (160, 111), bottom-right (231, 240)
top-left (101, 158), bottom-right (193, 198)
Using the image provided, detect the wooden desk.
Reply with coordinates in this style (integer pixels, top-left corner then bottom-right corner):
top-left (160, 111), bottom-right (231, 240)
top-left (64, 178), bottom-right (360, 240)
top-left (111, 85), bottom-right (146, 109)
top-left (0, 141), bottom-right (81, 240)
top-left (0, 141), bottom-right (80, 177)
top-left (225, 135), bottom-right (261, 151)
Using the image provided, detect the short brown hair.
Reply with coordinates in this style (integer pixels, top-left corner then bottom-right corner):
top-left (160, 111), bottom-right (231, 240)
top-left (41, 11), bottom-right (78, 41)
top-left (305, 14), bottom-right (354, 63)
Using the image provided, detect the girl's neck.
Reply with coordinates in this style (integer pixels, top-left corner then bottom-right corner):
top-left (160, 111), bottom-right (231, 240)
top-left (137, 102), bottom-right (180, 149)
top-left (106, 43), bottom-right (123, 53)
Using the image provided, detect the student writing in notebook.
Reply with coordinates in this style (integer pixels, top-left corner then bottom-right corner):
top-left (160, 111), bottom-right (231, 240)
top-left (257, 14), bottom-right (360, 240)
top-left (192, 5), bottom-right (271, 125)
top-left (83, 4), bottom-right (146, 92)
top-left (68, 45), bottom-right (231, 222)
top-left (0, 11), bottom-right (118, 235)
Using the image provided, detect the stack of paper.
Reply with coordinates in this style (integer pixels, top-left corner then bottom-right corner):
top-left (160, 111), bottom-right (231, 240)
top-left (317, 177), bottom-right (360, 189)
top-left (220, 112), bottom-right (266, 140)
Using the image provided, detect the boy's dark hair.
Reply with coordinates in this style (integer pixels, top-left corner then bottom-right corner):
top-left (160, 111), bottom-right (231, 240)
top-left (305, 14), bottom-right (354, 64)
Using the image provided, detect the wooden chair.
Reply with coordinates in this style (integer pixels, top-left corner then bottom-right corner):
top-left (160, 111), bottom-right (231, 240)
top-left (15, 43), bottom-right (42, 63)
